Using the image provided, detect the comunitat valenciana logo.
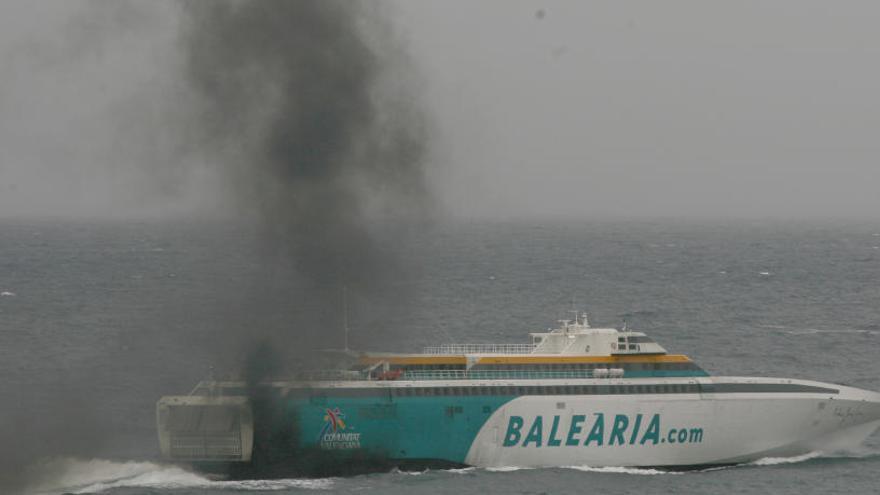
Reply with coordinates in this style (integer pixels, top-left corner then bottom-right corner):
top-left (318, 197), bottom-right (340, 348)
top-left (319, 407), bottom-right (361, 450)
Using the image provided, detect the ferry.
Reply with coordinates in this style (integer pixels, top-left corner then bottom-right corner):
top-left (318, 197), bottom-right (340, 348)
top-left (157, 314), bottom-right (880, 473)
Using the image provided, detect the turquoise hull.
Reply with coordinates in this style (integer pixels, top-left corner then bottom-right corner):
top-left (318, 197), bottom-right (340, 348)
top-left (292, 394), bottom-right (517, 464)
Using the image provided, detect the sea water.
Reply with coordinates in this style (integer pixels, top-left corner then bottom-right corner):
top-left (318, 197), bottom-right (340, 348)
top-left (1, 218), bottom-right (879, 494)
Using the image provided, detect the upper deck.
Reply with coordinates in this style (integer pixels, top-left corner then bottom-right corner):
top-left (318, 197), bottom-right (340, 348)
top-left (354, 314), bottom-right (707, 379)
top-left (421, 314), bottom-right (667, 357)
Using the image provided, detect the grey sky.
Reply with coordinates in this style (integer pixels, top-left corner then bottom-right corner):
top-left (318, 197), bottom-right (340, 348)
top-left (397, 0), bottom-right (880, 219)
top-left (1, 1), bottom-right (879, 219)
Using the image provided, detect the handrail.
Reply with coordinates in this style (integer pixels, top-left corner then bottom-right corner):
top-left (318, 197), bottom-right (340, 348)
top-left (422, 344), bottom-right (537, 355)
top-left (295, 369), bottom-right (613, 381)
top-left (401, 369), bottom-right (597, 380)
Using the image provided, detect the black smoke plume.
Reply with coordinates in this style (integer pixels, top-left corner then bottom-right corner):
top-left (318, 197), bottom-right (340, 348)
top-left (181, 0), bottom-right (429, 373)
top-left (0, 0), bottom-right (429, 489)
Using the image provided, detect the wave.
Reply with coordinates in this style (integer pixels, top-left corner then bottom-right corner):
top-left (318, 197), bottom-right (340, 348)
top-left (24, 458), bottom-right (333, 495)
top-left (749, 451), bottom-right (822, 466)
top-left (759, 324), bottom-right (878, 336)
top-left (444, 467), bottom-right (477, 474)
top-left (485, 466), bottom-right (533, 472)
top-left (562, 465), bottom-right (675, 475)
top-left (783, 328), bottom-right (876, 336)
top-left (28, 449), bottom-right (880, 493)
top-left (485, 465), bottom-right (673, 475)
top-left (484, 450), bottom-right (862, 477)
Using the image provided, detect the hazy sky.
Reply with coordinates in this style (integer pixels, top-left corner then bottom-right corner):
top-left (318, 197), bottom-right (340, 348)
top-left (2, 1), bottom-right (879, 219)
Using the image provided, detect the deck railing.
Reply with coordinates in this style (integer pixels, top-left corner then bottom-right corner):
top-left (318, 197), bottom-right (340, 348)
top-left (296, 369), bottom-right (600, 381)
top-left (400, 369), bottom-right (596, 380)
top-left (421, 343), bottom-right (537, 355)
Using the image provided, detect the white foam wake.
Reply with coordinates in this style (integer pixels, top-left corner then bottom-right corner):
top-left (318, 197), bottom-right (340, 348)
top-left (485, 466), bottom-right (533, 472)
top-left (24, 458), bottom-right (333, 495)
top-left (749, 451), bottom-right (823, 466)
top-left (484, 465), bottom-right (672, 475)
top-left (562, 465), bottom-right (675, 475)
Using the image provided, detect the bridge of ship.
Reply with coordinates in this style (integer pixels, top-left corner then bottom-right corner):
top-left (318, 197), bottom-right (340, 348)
top-left (351, 317), bottom-right (708, 380)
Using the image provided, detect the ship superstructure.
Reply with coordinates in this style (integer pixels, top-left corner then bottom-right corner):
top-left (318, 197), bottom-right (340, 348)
top-left (157, 314), bottom-right (880, 472)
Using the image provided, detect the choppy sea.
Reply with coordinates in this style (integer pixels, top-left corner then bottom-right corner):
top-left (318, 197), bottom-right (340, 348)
top-left (2, 218), bottom-right (879, 494)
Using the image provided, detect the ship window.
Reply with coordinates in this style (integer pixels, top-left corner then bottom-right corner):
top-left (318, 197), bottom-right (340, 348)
top-left (618, 337), bottom-right (626, 343)
top-left (628, 344), bottom-right (637, 350)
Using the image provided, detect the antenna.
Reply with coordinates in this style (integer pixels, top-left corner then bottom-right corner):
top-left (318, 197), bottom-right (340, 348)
top-left (343, 286), bottom-right (349, 352)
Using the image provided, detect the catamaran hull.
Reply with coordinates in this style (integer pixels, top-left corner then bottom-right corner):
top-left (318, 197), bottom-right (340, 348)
top-left (465, 385), bottom-right (880, 467)
top-left (158, 378), bottom-right (880, 472)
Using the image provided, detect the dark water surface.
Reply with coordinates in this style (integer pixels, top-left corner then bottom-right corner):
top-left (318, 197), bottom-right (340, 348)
top-left (2, 219), bottom-right (879, 494)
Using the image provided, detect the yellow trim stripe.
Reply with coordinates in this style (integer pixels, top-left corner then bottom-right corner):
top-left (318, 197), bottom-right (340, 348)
top-left (476, 354), bottom-right (692, 365)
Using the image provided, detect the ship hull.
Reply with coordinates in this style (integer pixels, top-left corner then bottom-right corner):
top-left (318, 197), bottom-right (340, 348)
top-left (290, 377), bottom-right (880, 469)
top-left (158, 377), bottom-right (880, 473)
top-left (465, 382), bottom-right (880, 467)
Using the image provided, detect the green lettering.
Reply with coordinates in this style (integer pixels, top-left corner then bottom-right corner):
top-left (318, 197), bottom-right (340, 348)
top-left (547, 415), bottom-right (562, 447)
top-left (503, 416), bottom-right (524, 447)
top-left (629, 414), bottom-right (643, 445)
top-left (566, 415), bottom-right (585, 446)
top-left (584, 413), bottom-right (605, 446)
top-left (522, 416), bottom-right (543, 447)
top-left (609, 414), bottom-right (629, 445)
top-left (640, 414), bottom-right (660, 445)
